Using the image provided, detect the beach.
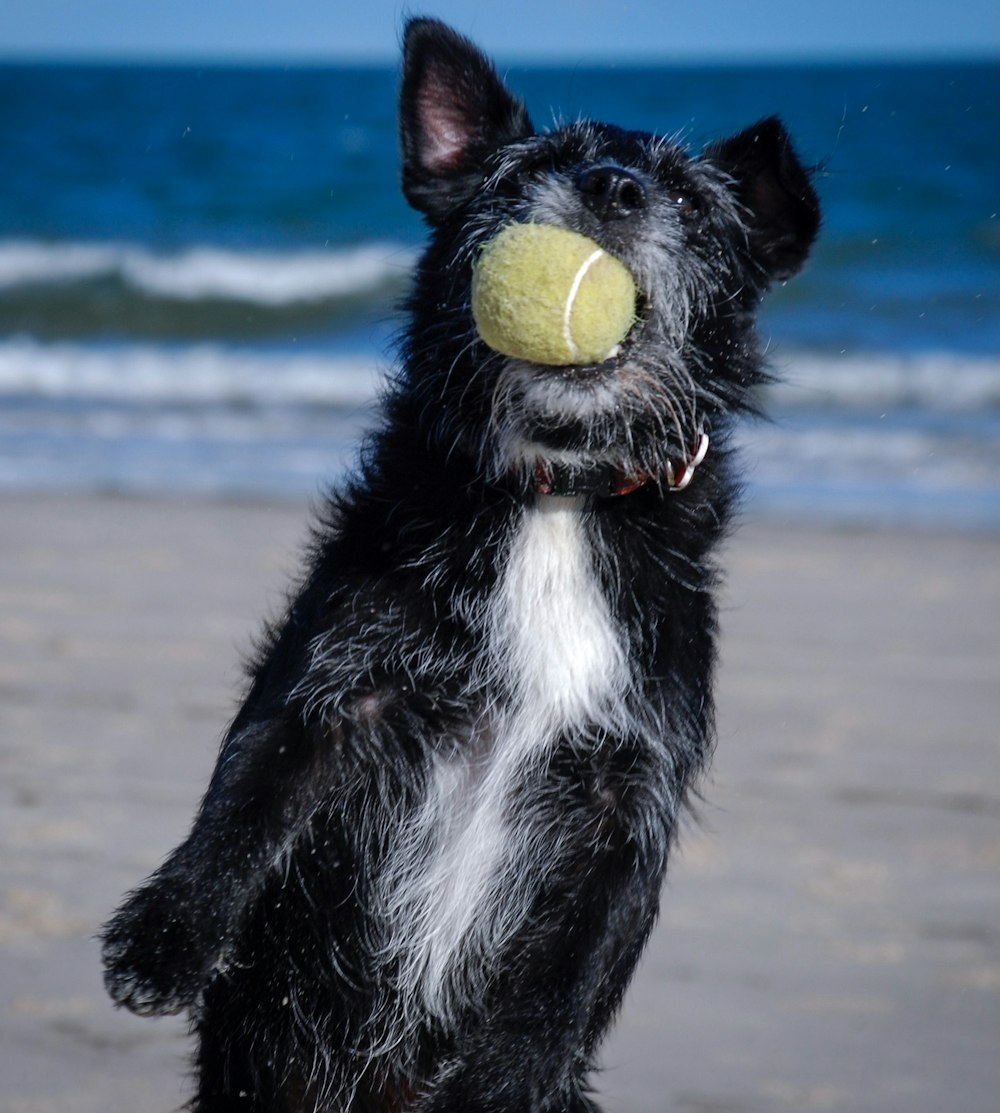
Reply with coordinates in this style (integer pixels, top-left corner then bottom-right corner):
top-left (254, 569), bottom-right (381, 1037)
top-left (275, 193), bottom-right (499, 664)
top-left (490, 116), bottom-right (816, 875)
top-left (1, 492), bottom-right (997, 1112)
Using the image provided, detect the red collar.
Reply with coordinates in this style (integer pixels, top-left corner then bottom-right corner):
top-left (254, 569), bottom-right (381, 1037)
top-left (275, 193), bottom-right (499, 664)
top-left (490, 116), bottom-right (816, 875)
top-left (530, 431), bottom-right (709, 498)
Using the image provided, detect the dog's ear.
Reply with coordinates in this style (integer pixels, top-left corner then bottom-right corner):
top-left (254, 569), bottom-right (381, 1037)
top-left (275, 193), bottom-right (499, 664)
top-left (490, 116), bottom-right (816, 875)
top-left (400, 18), bottom-right (534, 223)
top-left (704, 117), bottom-right (820, 283)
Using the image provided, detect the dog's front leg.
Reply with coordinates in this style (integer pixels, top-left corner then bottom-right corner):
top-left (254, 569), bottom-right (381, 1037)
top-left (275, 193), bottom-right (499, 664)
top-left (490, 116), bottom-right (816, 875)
top-left (420, 842), bottom-right (666, 1113)
top-left (101, 710), bottom-right (335, 1016)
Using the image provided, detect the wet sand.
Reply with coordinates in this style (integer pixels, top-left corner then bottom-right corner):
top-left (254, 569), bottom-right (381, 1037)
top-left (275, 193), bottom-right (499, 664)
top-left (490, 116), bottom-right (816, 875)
top-left (1, 493), bottom-right (998, 1112)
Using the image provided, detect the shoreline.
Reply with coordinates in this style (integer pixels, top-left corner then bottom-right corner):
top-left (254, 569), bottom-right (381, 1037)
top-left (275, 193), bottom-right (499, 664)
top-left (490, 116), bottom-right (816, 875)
top-left (3, 483), bottom-right (997, 537)
top-left (1, 492), bottom-right (998, 1111)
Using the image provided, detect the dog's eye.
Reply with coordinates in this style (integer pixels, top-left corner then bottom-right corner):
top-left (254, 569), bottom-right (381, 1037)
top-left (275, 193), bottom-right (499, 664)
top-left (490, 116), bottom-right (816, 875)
top-left (491, 155), bottom-right (553, 194)
top-left (666, 190), bottom-right (699, 217)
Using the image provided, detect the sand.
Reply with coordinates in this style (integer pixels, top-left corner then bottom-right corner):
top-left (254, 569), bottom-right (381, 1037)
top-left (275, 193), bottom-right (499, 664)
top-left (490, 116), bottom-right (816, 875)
top-left (1, 492), bottom-right (998, 1112)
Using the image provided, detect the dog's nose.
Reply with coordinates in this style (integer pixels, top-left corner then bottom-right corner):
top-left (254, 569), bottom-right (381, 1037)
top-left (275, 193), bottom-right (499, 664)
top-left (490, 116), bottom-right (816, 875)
top-left (577, 166), bottom-right (647, 221)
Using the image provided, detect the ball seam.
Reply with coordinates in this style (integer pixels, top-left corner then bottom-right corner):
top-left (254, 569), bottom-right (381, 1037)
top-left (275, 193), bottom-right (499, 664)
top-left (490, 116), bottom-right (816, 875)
top-left (562, 247), bottom-right (606, 362)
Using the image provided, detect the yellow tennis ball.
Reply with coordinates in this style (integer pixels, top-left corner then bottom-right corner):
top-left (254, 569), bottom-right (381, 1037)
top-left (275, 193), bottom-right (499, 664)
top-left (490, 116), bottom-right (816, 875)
top-left (471, 223), bottom-right (637, 366)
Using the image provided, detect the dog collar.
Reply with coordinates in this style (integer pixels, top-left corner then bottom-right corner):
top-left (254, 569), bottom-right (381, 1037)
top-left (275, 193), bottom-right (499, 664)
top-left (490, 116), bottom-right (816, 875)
top-left (531, 431), bottom-right (709, 498)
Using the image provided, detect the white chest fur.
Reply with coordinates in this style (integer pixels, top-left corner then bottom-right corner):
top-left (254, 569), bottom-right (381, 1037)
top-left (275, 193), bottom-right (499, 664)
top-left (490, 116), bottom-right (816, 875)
top-left (491, 494), bottom-right (628, 730)
top-left (494, 494), bottom-right (628, 721)
top-left (379, 497), bottom-right (632, 1032)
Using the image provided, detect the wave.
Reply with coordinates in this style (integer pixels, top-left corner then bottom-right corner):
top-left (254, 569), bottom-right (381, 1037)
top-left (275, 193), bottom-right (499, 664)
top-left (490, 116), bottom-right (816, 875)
top-left (0, 239), bottom-right (417, 341)
top-left (765, 350), bottom-right (1000, 412)
top-left (1, 338), bottom-right (995, 415)
top-left (0, 338), bottom-right (384, 408)
top-left (0, 239), bottom-right (418, 306)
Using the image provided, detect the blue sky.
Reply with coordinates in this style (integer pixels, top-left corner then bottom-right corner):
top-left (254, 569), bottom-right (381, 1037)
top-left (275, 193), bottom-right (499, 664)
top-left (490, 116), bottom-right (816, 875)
top-left (0, 0), bottom-right (997, 61)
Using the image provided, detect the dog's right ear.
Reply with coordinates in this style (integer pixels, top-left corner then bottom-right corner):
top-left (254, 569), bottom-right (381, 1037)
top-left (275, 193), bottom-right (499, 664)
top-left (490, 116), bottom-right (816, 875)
top-left (400, 18), bottom-right (534, 223)
top-left (703, 117), bottom-right (820, 284)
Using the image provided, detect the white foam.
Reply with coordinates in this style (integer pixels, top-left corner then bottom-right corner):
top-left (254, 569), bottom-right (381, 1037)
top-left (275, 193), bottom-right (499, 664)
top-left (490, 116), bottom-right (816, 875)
top-left (0, 239), bottom-right (417, 306)
top-left (766, 350), bottom-right (1000, 412)
top-left (0, 337), bottom-right (383, 408)
top-left (741, 422), bottom-right (998, 490)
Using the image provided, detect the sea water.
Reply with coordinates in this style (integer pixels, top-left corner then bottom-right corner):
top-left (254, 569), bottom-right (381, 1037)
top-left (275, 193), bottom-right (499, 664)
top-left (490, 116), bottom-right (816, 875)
top-left (0, 60), bottom-right (996, 529)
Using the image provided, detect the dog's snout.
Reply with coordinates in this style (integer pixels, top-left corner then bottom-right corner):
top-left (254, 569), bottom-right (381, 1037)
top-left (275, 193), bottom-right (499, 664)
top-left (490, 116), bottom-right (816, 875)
top-left (577, 166), bottom-right (648, 221)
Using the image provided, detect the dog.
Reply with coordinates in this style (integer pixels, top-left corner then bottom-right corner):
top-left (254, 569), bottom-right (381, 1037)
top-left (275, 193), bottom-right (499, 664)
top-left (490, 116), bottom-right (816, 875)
top-left (102, 17), bottom-right (819, 1112)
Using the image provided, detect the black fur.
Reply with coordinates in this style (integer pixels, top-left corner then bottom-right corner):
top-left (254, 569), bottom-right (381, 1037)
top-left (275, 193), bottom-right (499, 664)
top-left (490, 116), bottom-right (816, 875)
top-left (101, 18), bottom-right (819, 1112)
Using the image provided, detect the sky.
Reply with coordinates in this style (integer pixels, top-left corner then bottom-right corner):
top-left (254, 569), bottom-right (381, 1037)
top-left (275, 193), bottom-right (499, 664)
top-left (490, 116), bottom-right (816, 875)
top-left (0, 0), bottom-right (997, 63)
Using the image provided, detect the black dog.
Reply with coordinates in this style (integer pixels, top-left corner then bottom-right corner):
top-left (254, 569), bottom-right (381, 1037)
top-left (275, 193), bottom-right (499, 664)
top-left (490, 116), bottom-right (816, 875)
top-left (102, 18), bottom-right (819, 1112)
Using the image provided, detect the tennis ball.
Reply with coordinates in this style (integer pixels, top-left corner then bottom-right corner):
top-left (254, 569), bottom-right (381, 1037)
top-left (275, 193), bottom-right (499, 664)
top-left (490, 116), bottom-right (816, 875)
top-left (471, 223), bottom-right (637, 366)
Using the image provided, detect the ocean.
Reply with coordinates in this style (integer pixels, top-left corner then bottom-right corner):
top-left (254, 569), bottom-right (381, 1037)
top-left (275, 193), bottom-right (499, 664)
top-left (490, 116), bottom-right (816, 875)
top-left (0, 59), bottom-right (997, 529)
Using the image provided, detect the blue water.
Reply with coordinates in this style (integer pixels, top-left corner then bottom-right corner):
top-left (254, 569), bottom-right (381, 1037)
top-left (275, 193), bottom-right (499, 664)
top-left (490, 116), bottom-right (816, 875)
top-left (0, 59), bottom-right (997, 527)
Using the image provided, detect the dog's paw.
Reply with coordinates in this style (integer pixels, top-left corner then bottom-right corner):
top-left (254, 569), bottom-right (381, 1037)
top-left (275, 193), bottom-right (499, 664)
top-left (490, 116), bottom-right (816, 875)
top-left (101, 878), bottom-right (225, 1016)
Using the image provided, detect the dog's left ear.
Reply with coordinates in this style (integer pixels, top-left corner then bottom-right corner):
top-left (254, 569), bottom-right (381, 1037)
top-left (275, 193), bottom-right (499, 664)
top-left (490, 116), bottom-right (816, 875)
top-left (703, 116), bottom-right (820, 283)
top-left (400, 18), bottom-right (534, 223)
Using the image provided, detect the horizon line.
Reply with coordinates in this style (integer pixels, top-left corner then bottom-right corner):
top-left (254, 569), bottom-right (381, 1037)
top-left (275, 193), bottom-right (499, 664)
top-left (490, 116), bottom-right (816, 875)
top-left (0, 45), bottom-right (997, 68)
